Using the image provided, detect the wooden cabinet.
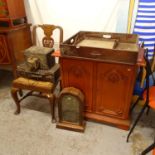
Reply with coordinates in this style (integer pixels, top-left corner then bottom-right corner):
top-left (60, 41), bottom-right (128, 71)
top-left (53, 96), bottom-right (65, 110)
top-left (60, 57), bottom-right (137, 130)
top-left (60, 31), bottom-right (141, 130)
top-left (0, 24), bottom-right (32, 76)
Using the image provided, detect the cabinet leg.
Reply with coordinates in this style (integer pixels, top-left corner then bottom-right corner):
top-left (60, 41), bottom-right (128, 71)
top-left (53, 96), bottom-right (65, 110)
top-left (11, 87), bottom-right (20, 114)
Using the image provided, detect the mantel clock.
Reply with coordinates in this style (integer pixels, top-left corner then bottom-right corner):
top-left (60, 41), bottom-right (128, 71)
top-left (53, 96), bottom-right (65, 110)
top-left (56, 87), bottom-right (86, 132)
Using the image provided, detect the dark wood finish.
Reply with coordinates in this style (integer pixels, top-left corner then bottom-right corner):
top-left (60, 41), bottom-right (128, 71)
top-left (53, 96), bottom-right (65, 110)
top-left (60, 31), bottom-right (141, 130)
top-left (60, 31), bottom-right (139, 65)
top-left (0, 24), bottom-right (32, 77)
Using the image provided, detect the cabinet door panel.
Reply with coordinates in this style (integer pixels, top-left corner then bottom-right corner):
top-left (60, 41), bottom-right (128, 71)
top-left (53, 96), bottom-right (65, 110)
top-left (60, 58), bottom-right (93, 112)
top-left (95, 62), bottom-right (135, 119)
top-left (0, 35), bottom-right (11, 64)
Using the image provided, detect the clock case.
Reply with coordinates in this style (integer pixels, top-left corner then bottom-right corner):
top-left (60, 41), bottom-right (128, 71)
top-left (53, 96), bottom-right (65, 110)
top-left (56, 87), bottom-right (86, 132)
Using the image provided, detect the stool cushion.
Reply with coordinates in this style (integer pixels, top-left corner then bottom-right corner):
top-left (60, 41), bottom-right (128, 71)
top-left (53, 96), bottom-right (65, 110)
top-left (13, 77), bottom-right (54, 93)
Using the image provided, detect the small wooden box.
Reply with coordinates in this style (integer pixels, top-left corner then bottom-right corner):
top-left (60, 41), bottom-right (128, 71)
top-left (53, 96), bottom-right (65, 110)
top-left (24, 46), bottom-right (55, 70)
top-left (17, 63), bottom-right (60, 84)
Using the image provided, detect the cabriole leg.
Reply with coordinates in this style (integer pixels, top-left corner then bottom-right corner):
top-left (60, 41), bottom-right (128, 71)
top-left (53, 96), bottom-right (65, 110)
top-left (11, 87), bottom-right (20, 114)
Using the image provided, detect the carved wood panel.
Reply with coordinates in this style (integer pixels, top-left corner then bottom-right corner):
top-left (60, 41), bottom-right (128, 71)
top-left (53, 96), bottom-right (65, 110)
top-left (95, 62), bottom-right (135, 119)
top-left (60, 58), bottom-right (93, 112)
top-left (0, 35), bottom-right (11, 64)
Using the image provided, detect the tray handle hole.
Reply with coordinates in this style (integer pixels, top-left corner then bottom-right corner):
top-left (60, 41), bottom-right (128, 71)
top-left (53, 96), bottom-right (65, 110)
top-left (70, 39), bottom-right (74, 44)
top-left (103, 34), bottom-right (111, 39)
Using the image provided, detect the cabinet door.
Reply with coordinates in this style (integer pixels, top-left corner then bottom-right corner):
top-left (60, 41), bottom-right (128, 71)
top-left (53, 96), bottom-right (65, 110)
top-left (60, 58), bottom-right (93, 112)
top-left (95, 62), bottom-right (136, 119)
top-left (0, 35), bottom-right (11, 64)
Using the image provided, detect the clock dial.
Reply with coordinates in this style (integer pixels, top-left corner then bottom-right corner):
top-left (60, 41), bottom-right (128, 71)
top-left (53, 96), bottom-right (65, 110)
top-left (61, 94), bottom-right (80, 123)
top-left (57, 87), bottom-right (85, 132)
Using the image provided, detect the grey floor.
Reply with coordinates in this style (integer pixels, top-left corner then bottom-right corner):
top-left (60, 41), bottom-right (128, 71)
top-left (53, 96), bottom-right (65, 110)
top-left (0, 70), bottom-right (154, 155)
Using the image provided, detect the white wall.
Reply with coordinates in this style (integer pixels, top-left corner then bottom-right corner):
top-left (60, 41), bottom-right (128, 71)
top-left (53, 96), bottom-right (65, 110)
top-left (130, 0), bottom-right (139, 33)
top-left (24, 0), bottom-right (130, 41)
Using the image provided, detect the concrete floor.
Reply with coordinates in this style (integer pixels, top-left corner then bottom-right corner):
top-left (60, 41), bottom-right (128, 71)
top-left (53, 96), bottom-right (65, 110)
top-left (0, 70), bottom-right (154, 155)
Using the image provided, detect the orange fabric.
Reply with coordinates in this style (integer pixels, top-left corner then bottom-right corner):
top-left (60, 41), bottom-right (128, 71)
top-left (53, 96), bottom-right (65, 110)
top-left (52, 50), bottom-right (61, 57)
top-left (153, 149), bottom-right (155, 155)
top-left (143, 86), bottom-right (155, 109)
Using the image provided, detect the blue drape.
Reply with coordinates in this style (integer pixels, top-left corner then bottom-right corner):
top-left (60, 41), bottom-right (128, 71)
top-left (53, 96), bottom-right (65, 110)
top-left (134, 0), bottom-right (155, 58)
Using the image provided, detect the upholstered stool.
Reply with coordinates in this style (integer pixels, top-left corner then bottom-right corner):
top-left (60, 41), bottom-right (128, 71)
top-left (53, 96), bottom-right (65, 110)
top-left (11, 77), bottom-right (56, 122)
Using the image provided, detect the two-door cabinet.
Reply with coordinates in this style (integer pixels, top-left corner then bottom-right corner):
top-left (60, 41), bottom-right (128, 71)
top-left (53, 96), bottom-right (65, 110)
top-left (60, 31), bottom-right (141, 130)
